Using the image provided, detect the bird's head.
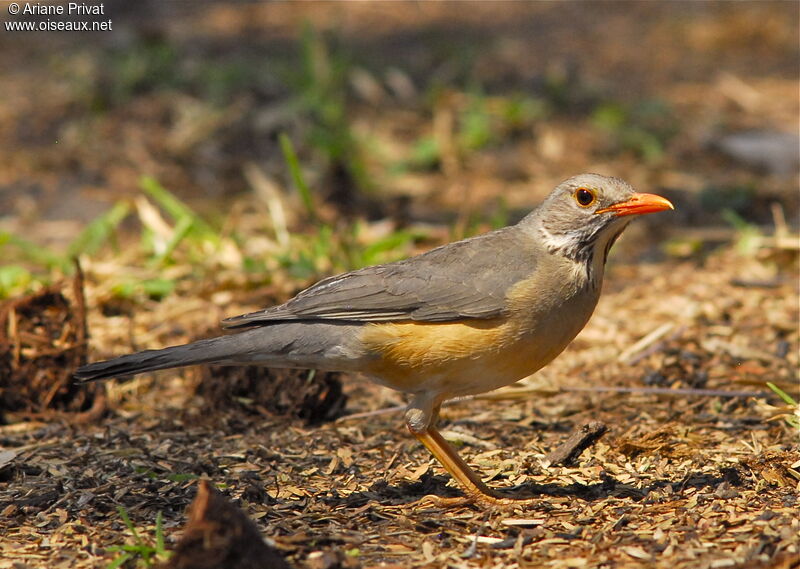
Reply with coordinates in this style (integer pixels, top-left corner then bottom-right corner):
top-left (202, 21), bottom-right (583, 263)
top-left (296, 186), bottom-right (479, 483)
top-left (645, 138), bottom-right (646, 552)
top-left (526, 173), bottom-right (674, 266)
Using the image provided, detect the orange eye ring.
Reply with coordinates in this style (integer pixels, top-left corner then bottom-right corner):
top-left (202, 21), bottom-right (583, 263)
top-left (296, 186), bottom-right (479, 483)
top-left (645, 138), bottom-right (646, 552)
top-left (574, 188), bottom-right (596, 207)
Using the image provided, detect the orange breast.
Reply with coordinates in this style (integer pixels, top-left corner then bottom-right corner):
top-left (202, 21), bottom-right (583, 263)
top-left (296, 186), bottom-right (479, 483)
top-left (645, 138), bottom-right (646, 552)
top-left (358, 317), bottom-right (562, 399)
top-left (358, 256), bottom-right (600, 401)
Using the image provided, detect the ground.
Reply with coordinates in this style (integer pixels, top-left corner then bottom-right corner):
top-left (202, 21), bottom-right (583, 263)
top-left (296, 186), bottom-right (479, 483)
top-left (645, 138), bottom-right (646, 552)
top-left (0, 3), bottom-right (798, 569)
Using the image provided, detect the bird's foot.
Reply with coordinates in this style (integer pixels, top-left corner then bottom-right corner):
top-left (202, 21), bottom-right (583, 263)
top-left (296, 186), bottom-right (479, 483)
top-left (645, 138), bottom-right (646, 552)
top-left (418, 490), bottom-right (538, 509)
top-left (418, 494), bottom-right (475, 508)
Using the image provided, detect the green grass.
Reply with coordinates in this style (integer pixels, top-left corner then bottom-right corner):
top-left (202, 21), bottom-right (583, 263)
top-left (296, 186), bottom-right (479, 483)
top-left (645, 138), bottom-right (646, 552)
top-left (394, 90), bottom-right (549, 174)
top-left (292, 25), bottom-right (373, 194)
top-left (591, 98), bottom-right (677, 163)
top-left (279, 133), bottom-right (318, 222)
top-left (86, 36), bottom-right (260, 110)
top-left (0, 200), bottom-right (129, 297)
top-left (0, 155), bottom-right (422, 301)
top-left (5, 49), bottom-right (565, 303)
top-left (766, 382), bottom-right (800, 430)
top-left (106, 508), bottom-right (170, 569)
top-left (276, 131), bottom-right (422, 279)
top-left (720, 208), bottom-right (766, 255)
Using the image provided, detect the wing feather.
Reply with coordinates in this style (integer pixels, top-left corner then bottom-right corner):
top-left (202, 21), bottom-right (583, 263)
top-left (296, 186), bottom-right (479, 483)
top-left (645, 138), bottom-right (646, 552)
top-left (222, 226), bottom-right (537, 328)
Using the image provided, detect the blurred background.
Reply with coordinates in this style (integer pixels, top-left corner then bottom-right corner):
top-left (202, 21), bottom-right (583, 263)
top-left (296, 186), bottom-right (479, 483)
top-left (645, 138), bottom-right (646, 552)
top-left (0, 1), bottom-right (797, 301)
top-left (0, 5), bottom-right (798, 567)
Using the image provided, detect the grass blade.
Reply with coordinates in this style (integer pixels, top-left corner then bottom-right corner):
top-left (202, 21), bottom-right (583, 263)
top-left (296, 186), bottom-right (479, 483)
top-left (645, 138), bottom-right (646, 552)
top-left (140, 176), bottom-right (217, 241)
top-left (279, 132), bottom-right (317, 221)
top-left (117, 506), bottom-right (142, 545)
top-left (106, 552), bottom-right (133, 569)
top-left (67, 200), bottom-right (130, 259)
top-left (766, 382), bottom-right (798, 406)
top-left (0, 231), bottom-right (67, 270)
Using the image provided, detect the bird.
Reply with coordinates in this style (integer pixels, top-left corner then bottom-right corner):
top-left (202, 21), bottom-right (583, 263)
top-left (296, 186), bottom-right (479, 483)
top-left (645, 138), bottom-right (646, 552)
top-left (75, 173), bottom-right (673, 505)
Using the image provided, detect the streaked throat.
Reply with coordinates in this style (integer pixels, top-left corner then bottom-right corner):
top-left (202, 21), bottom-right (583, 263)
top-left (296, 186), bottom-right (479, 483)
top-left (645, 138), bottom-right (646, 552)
top-left (538, 220), bottom-right (630, 290)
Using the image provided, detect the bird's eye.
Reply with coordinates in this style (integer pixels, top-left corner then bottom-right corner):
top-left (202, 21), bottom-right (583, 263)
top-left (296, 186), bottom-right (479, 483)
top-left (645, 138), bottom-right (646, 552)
top-left (574, 188), bottom-right (596, 207)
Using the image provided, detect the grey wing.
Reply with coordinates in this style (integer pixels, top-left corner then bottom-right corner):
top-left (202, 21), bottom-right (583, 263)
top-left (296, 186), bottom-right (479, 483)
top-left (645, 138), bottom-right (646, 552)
top-left (222, 227), bottom-right (536, 328)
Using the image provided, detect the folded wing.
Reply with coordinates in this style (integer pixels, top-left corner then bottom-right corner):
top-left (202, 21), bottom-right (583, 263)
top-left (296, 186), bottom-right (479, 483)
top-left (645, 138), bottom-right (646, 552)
top-left (223, 227), bottom-right (538, 328)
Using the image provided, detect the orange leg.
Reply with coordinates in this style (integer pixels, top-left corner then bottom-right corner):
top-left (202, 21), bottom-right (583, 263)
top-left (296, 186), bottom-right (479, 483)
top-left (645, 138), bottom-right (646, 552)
top-left (404, 398), bottom-right (535, 506)
top-left (412, 427), bottom-right (535, 507)
top-left (414, 427), bottom-right (498, 498)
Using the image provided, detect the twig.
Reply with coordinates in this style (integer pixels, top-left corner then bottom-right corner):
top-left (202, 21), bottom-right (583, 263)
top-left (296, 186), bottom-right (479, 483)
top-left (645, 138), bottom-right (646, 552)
top-left (730, 279), bottom-right (782, 289)
top-left (771, 202), bottom-right (788, 239)
top-left (72, 258), bottom-right (88, 353)
top-left (618, 323), bottom-right (675, 364)
top-left (335, 404), bottom-right (405, 423)
top-left (543, 421), bottom-right (608, 467)
top-left (334, 385), bottom-right (766, 423)
top-left (565, 386), bottom-right (764, 398)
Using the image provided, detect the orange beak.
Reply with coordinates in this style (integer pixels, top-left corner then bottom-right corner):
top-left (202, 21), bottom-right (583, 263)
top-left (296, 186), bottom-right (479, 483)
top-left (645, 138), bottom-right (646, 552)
top-left (596, 192), bottom-right (674, 217)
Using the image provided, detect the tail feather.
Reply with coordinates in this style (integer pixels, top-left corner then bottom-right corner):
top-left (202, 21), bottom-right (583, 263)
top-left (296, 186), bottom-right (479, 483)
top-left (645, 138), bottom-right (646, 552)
top-left (74, 322), bottom-right (365, 382)
top-left (74, 335), bottom-right (246, 382)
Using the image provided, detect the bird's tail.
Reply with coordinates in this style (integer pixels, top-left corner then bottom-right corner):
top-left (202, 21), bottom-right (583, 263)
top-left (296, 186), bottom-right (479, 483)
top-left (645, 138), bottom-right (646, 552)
top-left (74, 322), bottom-right (364, 382)
top-left (74, 333), bottom-right (254, 382)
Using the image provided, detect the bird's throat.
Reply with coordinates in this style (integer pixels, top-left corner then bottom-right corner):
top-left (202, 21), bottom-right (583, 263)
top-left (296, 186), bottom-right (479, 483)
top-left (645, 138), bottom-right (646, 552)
top-left (538, 219), bottom-right (629, 291)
